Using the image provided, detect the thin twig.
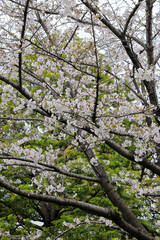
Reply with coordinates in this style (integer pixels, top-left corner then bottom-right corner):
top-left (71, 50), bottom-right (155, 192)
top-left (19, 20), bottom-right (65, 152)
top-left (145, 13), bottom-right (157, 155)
top-left (1, 155), bottom-right (100, 183)
top-left (123, 0), bottom-right (143, 34)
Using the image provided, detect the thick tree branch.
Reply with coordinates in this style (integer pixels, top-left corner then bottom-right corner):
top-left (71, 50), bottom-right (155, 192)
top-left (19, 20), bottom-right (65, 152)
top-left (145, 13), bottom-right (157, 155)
top-left (126, 34), bottom-right (147, 50)
top-left (146, 0), bottom-right (154, 66)
top-left (104, 138), bottom-right (160, 176)
top-left (0, 177), bottom-right (115, 218)
top-left (144, 0), bottom-right (158, 106)
top-left (81, 0), bottom-right (122, 38)
top-left (0, 178), bottom-right (154, 240)
top-left (84, 148), bottom-right (151, 238)
top-left (0, 75), bottom-right (49, 116)
top-left (120, 36), bottom-right (142, 69)
top-left (104, 138), bottom-right (134, 160)
top-left (0, 75), bottom-right (32, 100)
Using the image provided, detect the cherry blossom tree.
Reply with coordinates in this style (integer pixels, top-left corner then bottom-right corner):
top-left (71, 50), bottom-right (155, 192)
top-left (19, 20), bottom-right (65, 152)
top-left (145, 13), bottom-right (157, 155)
top-left (0, 0), bottom-right (160, 239)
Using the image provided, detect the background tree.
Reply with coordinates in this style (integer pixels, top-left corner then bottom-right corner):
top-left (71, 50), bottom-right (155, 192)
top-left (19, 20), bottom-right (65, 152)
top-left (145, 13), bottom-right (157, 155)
top-left (0, 0), bottom-right (160, 239)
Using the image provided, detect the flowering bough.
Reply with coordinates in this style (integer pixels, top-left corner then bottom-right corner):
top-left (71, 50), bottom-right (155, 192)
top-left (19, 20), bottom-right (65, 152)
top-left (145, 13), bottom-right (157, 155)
top-left (0, 0), bottom-right (160, 239)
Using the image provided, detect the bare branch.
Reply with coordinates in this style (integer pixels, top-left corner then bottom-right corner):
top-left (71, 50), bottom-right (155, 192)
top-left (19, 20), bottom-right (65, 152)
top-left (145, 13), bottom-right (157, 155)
top-left (69, 16), bottom-right (103, 27)
top-left (18, 65), bottom-right (61, 99)
top-left (109, 130), bottom-right (136, 138)
top-left (0, 75), bottom-right (49, 116)
top-left (54, 221), bottom-right (120, 240)
top-left (104, 138), bottom-right (135, 161)
top-left (96, 110), bottom-right (151, 119)
top-left (124, 82), bottom-right (149, 106)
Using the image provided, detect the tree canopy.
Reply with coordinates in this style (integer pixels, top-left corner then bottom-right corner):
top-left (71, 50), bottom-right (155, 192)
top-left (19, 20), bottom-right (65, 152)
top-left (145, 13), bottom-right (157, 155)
top-left (0, 0), bottom-right (160, 239)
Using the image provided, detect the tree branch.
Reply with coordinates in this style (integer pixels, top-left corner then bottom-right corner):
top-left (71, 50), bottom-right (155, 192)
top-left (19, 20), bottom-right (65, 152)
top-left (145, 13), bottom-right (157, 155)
top-left (91, 12), bottom-right (100, 123)
top-left (0, 75), bottom-right (32, 100)
top-left (7, 0), bottom-right (60, 15)
top-left (0, 155), bottom-right (100, 183)
top-left (81, 0), bottom-right (142, 68)
top-left (154, 51), bottom-right (160, 65)
top-left (0, 178), bottom-right (154, 240)
top-left (0, 177), bottom-right (115, 218)
top-left (146, 0), bottom-right (154, 65)
top-left (28, 40), bottom-right (96, 78)
top-left (81, 0), bottom-right (122, 38)
top-left (0, 117), bottom-right (43, 122)
top-left (106, 70), bottom-right (148, 105)
top-left (34, 6), bottom-right (56, 47)
top-left (18, 65), bottom-right (61, 99)
top-left (0, 74), bottom-right (49, 116)
top-left (84, 148), bottom-right (152, 238)
top-left (19, 0), bottom-right (30, 89)
top-left (104, 137), bottom-right (160, 176)
top-left (123, 0), bottom-right (143, 34)
top-left (62, 11), bottom-right (88, 52)
top-left (126, 34), bottom-right (147, 50)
